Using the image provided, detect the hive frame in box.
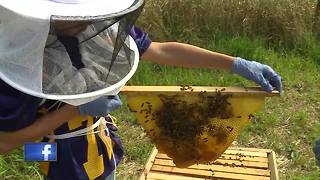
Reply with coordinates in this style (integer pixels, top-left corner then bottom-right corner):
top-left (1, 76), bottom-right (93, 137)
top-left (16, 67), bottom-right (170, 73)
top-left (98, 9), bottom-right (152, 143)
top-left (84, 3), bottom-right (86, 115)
top-left (140, 147), bottom-right (280, 180)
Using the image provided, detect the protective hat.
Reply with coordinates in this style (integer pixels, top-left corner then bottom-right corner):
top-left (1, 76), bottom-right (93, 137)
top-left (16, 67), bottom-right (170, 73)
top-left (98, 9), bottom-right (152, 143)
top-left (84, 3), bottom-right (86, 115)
top-left (0, 0), bottom-right (144, 105)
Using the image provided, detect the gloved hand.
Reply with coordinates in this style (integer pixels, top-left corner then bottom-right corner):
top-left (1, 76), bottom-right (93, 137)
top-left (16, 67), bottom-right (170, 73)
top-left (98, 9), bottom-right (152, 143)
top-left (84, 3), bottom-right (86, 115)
top-left (78, 95), bottom-right (122, 117)
top-left (231, 57), bottom-right (282, 94)
top-left (313, 139), bottom-right (320, 166)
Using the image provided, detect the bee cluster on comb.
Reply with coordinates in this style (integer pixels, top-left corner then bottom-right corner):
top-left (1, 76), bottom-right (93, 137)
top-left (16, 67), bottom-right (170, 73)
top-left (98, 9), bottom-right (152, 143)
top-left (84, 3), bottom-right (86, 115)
top-left (126, 86), bottom-right (262, 168)
top-left (145, 90), bottom-right (234, 167)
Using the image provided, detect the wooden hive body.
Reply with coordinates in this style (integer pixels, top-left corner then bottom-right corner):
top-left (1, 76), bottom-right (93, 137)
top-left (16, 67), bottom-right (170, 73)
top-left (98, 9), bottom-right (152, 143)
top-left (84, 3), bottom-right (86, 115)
top-left (140, 147), bottom-right (279, 180)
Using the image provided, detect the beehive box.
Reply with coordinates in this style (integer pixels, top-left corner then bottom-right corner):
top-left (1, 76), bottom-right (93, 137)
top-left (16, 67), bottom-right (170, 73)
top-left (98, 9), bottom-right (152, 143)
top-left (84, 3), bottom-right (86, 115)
top-left (140, 147), bottom-right (279, 180)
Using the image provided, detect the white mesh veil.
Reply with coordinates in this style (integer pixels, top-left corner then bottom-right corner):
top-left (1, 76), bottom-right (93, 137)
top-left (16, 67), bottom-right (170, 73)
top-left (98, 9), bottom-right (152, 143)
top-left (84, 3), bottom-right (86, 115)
top-left (0, 0), bottom-right (144, 105)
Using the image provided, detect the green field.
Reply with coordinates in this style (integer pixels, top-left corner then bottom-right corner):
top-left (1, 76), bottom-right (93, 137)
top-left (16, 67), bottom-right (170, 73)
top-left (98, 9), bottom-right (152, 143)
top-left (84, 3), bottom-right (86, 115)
top-left (1, 0), bottom-right (320, 179)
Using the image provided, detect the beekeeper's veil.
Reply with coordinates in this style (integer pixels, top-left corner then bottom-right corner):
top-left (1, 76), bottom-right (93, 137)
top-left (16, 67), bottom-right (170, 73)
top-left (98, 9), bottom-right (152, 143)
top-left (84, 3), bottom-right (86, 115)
top-left (0, 0), bottom-right (144, 105)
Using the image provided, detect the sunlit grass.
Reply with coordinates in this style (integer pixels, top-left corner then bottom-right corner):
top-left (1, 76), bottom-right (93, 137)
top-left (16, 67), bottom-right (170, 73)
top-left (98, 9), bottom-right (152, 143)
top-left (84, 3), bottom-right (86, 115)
top-left (139, 0), bottom-right (318, 47)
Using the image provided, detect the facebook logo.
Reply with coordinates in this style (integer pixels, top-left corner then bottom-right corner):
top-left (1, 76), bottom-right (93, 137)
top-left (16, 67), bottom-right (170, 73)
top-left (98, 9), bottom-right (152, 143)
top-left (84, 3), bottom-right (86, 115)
top-left (24, 143), bottom-right (57, 161)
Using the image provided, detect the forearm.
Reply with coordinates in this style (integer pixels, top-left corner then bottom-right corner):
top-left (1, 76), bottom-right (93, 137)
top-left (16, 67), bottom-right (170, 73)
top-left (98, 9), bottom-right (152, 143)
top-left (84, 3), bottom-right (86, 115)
top-left (0, 105), bottom-right (79, 153)
top-left (142, 42), bottom-right (235, 70)
top-left (15, 105), bottom-right (79, 142)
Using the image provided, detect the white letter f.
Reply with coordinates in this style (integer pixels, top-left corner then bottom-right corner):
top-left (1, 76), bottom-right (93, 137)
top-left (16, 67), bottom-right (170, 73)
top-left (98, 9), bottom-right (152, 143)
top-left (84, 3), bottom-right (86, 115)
top-left (42, 144), bottom-right (52, 161)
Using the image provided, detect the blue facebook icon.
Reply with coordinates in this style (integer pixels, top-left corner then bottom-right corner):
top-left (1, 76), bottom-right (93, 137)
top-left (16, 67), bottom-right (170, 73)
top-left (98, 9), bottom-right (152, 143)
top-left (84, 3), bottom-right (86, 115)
top-left (24, 143), bottom-right (57, 161)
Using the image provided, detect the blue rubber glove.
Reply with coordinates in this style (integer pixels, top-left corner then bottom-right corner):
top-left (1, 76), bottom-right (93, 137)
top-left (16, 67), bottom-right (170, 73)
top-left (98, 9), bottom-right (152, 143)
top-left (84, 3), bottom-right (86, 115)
top-left (78, 95), bottom-right (122, 117)
top-left (231, 57), bottom-right (282, 94)
top-left (313, 139), bottom-right (320, 166)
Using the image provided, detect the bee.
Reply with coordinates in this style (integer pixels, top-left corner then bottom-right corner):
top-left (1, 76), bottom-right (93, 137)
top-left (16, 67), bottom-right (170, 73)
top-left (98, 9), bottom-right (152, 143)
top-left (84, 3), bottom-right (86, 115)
top-left (226, 126), bottom-right (234, 132)
top-left (203, 138), bottom-right (209, 143)
top-left (248, 114), bottom-right (255, 119)
top-left (128, 107), bottom-right (138, 113)
top-left (209, 169), bottom-right (215, 176)
top-left (180, 85), bottom-right (188, 91)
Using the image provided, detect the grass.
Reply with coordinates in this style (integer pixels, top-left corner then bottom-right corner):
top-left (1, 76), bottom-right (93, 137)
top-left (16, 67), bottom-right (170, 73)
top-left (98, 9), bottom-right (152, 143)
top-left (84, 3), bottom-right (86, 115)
top-left (1, 0), bottom-right (320, 179)
top-left (0, 149), bottom-right (42, 180)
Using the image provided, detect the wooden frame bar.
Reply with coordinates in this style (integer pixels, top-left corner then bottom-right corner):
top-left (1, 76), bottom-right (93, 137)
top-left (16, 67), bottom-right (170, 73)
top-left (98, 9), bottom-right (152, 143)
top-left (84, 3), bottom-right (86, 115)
top-left (268, 151), bottom-right (280, 180)
top-left (121, 86), bottom-right (279, 97)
